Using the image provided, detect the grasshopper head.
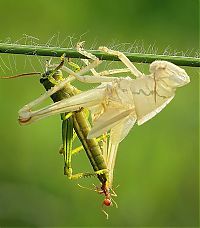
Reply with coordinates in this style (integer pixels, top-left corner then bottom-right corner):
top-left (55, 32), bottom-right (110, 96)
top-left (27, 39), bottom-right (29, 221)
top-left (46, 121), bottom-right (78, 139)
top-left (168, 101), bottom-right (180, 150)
top-left (150, 60), bottom-right (190, 87)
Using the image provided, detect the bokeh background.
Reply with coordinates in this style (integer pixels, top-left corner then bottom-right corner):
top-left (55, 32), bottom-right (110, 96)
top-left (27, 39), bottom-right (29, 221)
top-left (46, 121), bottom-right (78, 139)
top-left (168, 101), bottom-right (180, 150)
top-left (0, 0), bottom-right (199, 227)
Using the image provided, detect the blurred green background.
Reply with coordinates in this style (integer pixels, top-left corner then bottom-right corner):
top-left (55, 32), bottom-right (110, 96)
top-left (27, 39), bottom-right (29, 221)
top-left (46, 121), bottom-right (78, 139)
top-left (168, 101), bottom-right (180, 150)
top-left (0, 0), bottom-right (199, 227)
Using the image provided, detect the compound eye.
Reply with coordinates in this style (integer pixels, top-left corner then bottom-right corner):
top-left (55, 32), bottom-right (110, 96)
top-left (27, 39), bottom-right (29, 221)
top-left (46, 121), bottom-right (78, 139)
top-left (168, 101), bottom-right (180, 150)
top-left (103, 199), bottom-right (112, 206)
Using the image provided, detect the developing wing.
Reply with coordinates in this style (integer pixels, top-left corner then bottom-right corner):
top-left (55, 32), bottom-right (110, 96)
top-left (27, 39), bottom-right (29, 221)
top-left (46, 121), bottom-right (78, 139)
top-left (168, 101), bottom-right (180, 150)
top-left (130, 76), bottom-right (176, 125)
top-left (105, 116), bottom-right (136, 187)
top-left (87, 108), bottom-right (135, 139)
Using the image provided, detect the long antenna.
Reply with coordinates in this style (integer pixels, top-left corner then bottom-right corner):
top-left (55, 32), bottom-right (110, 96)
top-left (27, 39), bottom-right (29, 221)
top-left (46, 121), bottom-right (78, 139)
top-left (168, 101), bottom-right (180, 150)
top-left (0, 72), bottom-right (41, 79)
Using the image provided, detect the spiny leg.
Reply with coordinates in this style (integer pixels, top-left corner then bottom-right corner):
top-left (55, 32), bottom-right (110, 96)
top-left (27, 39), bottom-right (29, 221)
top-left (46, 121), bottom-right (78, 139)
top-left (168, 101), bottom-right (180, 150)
top-left (76, 41), bottom-right (115, 80)
top-left (102, 209), bottom-right (109, 220)
top-left (77, 42), bottom-right (100, 76)
top-left (46, 54), bottom-right (66, 85)
top-left (71, 133), bottom-right (109, 156)
top-left (59, 112), bottom-right (75, 154)
top-left (110, 188), bottom-right (118, 208)
top-left (59, 130), bottom-right (77, 154)
top-left (99, 46), bottom-right (143, 78)
top-left (66, 169), bottom-right (108, 180)
top-left (67, 67), bottom-right (129, 83)
top-left (81, 58), bottom-right (99, 76)
top-left (62, 69), bottom-right (120, 84)
top-left (111, 198), bottom-right (118, 209)
top-left (67, 58), bottom-right (81, 72)
top-left (77, 42), bottom-right (131, 77)
top-left (80, 59), bottom-right (131, 77)
top-left (77, 41), bottom-right (100, 61)
top-left (75, 42), bottom-right (132, 78)
top-left (97, 68), bottom-right (131, 76)
top-left (62, 113), bottom-right (74, 178)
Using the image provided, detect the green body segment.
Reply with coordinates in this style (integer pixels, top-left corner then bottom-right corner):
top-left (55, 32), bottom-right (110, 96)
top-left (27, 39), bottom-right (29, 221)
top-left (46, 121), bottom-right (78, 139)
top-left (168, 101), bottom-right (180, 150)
top-left (40, 70), bottom-right (107, 184)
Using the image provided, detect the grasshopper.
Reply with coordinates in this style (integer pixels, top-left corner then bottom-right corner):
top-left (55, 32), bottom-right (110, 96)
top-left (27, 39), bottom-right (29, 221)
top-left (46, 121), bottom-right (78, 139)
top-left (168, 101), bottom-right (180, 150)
top-left (1, 54), bottom-right (119, 216)
top-left (43, 55), bottom-right (119, 216)
top-left (15, 44), bottom-right (190, 218)
top-left (1, 43), bottom-right (190, 219)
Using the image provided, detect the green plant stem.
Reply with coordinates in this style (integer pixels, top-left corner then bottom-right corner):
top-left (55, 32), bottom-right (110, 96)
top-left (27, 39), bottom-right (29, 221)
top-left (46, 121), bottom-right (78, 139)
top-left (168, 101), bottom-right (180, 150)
top-left (0, 43), bottom-right (199, 67)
